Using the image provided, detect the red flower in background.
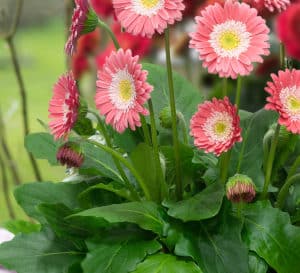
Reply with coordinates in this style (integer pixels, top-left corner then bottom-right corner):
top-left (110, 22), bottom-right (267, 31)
top-left (96, 22), bottom-right (152, 68)
top-left (277, 2), bottom-right (300, 60)
top-left (71, 29), bottom-right (101, 79)
top-left (90, 0), bottom-right (114, 18)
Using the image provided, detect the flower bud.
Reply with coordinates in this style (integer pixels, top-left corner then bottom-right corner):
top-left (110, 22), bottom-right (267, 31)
top-left (226, 174), bottom-right (256, 203)
top-left (159, 107), bottom-right (173, 129)
top-left (56, 142), bottom-right (84, 168)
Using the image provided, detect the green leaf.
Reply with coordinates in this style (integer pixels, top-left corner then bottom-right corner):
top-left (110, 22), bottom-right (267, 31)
top-left (175, 209), bottom-right (249, 273)
top-left (131, 253), bottom-right (203, 273)
top-left (79, 182), bottom-right (133, 202)
top-left (80, 142), bottom-right (123, 182)
top-left (130, 143), bottom-right (160, 201)
top-left (143, 63), bottom-right (203, 132)
top-left (73, 116), bottom-right (95, 136)
top-left (82, 239), bottom-right (161, 273)
top-left (113, 128), bottom-right (143, 153)
top-left (38, 203), bottom-right (107, 239)
top-left (243, 201), bottom-right (300, 273)
top-left (165, 182), bottom-right (224, 222)
top-left (249, 252), bottom-right (268, 273)
top-left (25, 133), bottom-right (60, 165)
top-left (3, 220), bottom-right (40, 234)
top-left (230, 109), bottom-right (277, 190)
top-left (70, 201), bottom-right (167, 236)
top-left (0, 230), bottom-right (83, 273)
top-left (14, 181), bottom-right (88, 222)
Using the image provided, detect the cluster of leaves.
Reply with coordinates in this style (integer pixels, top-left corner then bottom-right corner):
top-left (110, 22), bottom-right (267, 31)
top-left (1, 64), bottom-right (300, 273)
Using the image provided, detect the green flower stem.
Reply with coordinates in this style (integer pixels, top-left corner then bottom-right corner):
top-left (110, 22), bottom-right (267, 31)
top-left (262, 128), bottom-right (275, 173)
top-left (222, 78), bottom-right (228, 97)
top-left (177, 112), bottom-right (189, 145)
top-left (148, 100), bottom-right (168, 200)
top-left (87, 139), bottom-right (151, 200)
top-left (98, 19), bottom-right (120, 50)
top-left (140, 116), bottom-right (152, 146)
top-left (277, 174), bottom-right (300, 209)
top-left (287, 155), bottom-right (300, 180)
top-left (89, 111), bottom-right (140, 201)
top-left (6, 37), bottom-right (42, 181)
top-left (262, 123), bottom-right (281, 198)
top-left (165, 27), bottom-right (182, 200)
top-left (220, 150), bottom-right (231, 184)
top-left (235, 76), bottom-right (243, 108)
top-left (280, 42), bottom-right (286, 69)
top-left (0, 151), bottom-right (15, 219)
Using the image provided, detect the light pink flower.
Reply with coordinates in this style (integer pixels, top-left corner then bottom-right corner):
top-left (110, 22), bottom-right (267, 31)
top-left (190, 97), bottom-right (242, 156)
top-left (254, 0), bottom-right (290, 12)
top-left (49, 72), bottom-right (80, 140)
top-left (189, 1), bottom-right (270, 79)
top-left (265, 69), bottom-right (300, 134)
top-left (95, 49), bottom-right (152, 133)
top-left (65, 0), bottom-right (89, 55)
top-left (112, 0), bottom-right (185, 38)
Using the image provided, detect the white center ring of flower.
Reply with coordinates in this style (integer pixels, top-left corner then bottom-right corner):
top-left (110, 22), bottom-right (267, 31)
top-left (209, 20), bottom-right (251, 58)
top-left (203, 112), bottom-right (233, 143)
top-left (109, 69), bottom-right (136, 111)
top-left (131, 0), bottom-right (164, 16)
top-left (280, 86), bottom-right (300, 120)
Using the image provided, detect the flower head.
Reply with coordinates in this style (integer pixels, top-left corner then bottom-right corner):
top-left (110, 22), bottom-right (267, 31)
top-left (265, 69), bottom-right (300, 134)
top-left (112, 0), bottom-right (185, 38)
top-left (190, 97), bottom-right (242, 156)
top-left (49, 72), bottom-right (80, 140)
top-left (95, 49), bottom-right (153, 133)
top-left (65, 0), bottom-right (97, 55)
top-left (226, 174), bottom-right (256, 203)
top-left (189, 1), bottom-right (270, 79)
top-left (254, 0), bottom-right (290, 12)
top-left (277, 2), bottom-right (300, 60)
top-left (57, 142), bottom-right (84, 168)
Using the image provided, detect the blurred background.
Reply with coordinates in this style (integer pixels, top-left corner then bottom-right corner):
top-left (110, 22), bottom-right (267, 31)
top-left (0, 0), bottom-right (300, 224)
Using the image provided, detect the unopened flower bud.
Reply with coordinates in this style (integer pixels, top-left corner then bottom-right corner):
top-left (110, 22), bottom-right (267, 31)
top-left (56, 142), bottom-right (84, 168)
top-left (226, 174), bottom-right (256, 203)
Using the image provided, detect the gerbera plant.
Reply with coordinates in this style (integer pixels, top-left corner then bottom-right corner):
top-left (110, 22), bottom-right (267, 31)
top-left (1, 1), bottom-right (300, 273)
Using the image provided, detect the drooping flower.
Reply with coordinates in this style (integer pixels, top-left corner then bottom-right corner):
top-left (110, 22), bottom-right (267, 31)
top-left (226, 174), bottom-right (256, 203)
top-left (65, 0), bottom-right (98, 55)
top-left (57, 142), bottom-right (84, 168)
top-left (189, 1), bottom-right (270, 79)
top-left (190, 97), bottom-right (242, 156)
top-left (254, 0), bottom-right (290, 12)
top-left (277, 2), bottom-right (300, 60)
top-left (265, 69), bottom-right (300, 134)
top-left (49, 72), bottom-right (80, 140)
top-left (95, 49), bottom-right (153, 133)
top-left (112, 0), bottom-right (185, 38)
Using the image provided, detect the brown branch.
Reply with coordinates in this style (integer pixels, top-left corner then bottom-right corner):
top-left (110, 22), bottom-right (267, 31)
top-left (0, 151), bottom-right (15, 219)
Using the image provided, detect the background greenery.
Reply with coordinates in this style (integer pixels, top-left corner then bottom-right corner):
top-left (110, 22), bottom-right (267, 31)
top-left (0, 18), bottom-right (66, 222)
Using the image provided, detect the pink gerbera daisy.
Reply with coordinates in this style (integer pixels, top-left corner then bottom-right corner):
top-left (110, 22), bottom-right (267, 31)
top-left (49, 72), bottom-right (80, 140)
top-left (189, 1), bottom-right (270, 79)
top-left (95, 49), bottom-right (153, 133)
top-left (190, 97), bottom-right (242, 156)
top-left (265, 69), bottom-right (300, 134)
top-left (65, 0), bottom-right (90, 55)
top-left (112, 0), bottom-right (185, 38)
top-left (254, 0), bottom-right (290, 12)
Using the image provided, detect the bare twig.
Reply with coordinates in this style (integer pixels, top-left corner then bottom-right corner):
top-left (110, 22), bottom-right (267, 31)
top-left (0, 151), bottom-right (16, 219)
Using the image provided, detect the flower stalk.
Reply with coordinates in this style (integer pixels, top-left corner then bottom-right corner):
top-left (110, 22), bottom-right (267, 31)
top-left (165, 27), bottom-right (182, 200)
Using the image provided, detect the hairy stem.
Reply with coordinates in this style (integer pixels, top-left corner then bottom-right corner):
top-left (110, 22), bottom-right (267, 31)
top-left (235, 76), bottom-right (243, 109)
top-left (148, 99), bottom-right (168, 200)
top-left (98, 19), bottom-right (120, 50)
top-left (165, 27), bottom-right (182, 200)
top-left (141, 116), bottom-right (152, 146)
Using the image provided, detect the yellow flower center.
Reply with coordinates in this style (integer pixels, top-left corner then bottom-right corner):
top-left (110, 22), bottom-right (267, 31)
top-left (119, 80), bottom-right (133, 102)
top-left (214, 121), bottom-right (227, 135)
top-left (140, 0), bottom-right (160, 9)
top-left (287, 96), bottom-right (300, 112)
top-left (219, 31), bottom-right (240, 51)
